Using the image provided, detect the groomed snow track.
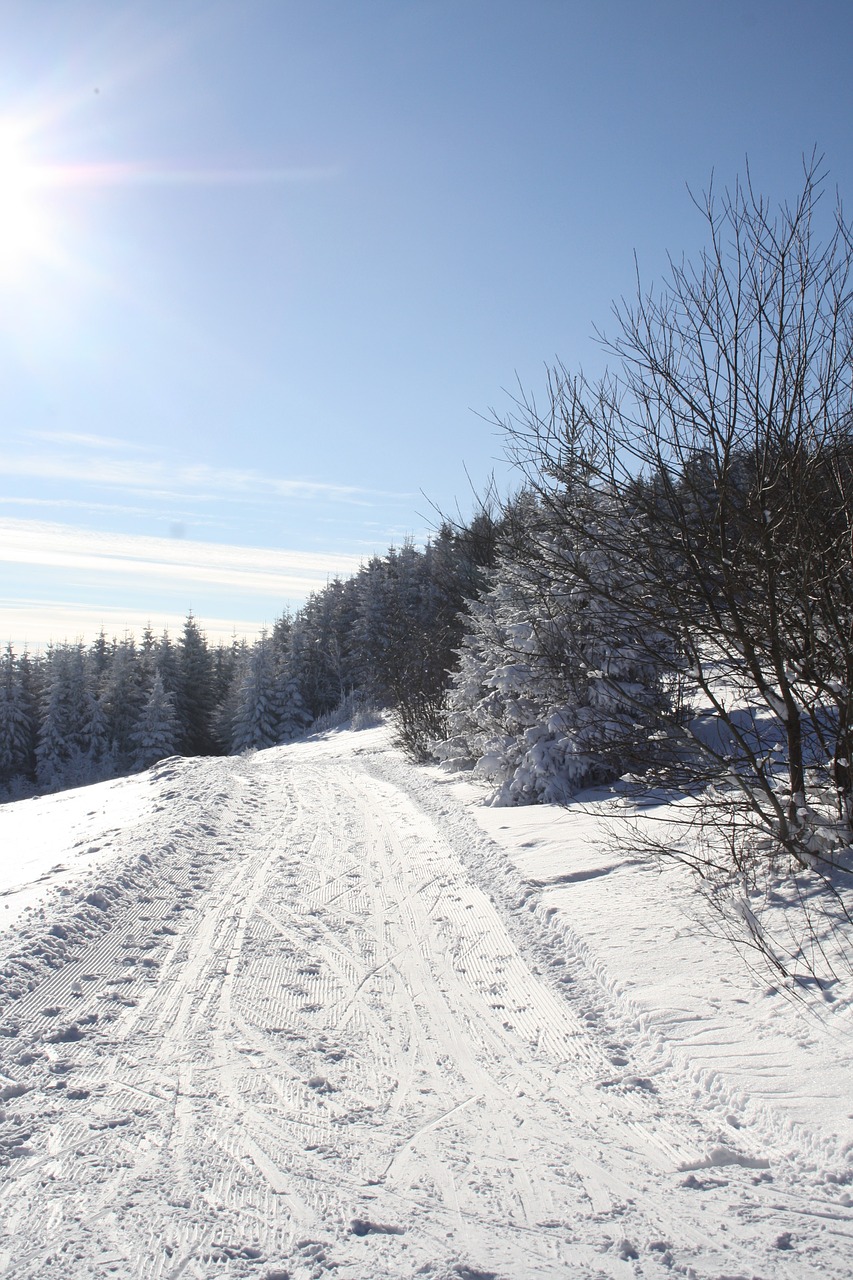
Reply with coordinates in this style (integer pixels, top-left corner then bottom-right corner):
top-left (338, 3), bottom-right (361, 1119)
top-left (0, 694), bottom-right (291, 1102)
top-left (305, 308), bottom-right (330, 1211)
top-left (0, 729), bottom-right (851, 1279)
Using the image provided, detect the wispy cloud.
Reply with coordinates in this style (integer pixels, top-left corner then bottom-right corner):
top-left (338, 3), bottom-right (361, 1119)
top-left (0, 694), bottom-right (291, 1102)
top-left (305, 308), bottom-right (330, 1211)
top-left (0, 518), bottom-right (364, 597)
top-left (27, 430), bottom-right (149, 452)
top-left (0, 496), bottom-right (175, 519)
top-left (1, 448), bottom-right (410, 507)
top-left (0, 599), bottom-right (270, 649)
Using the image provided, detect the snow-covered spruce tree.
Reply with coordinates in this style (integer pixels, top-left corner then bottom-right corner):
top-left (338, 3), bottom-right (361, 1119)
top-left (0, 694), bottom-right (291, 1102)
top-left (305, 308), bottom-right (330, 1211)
top-left (131, 672), bottom-right (179, 769)
top-left (174, 613), bottom-right (218, 756)
top-left (154, 629), bottom-right (180, 699)
top-left (35, 644), bottom-right (106, 789)
top-left (350, 555), bottom-right (394, 706)
top-left (88, 629), bottom-right (110, 679)
top-left (276, 677), bottom-right (312, 741)
top-left (230, 631), bottom-right (313, 752)
top-left (98, 636), bottom-right (145, 769)
top-left (230, 633), bottom-right (283, 752)
top-left (265, 614), bottom-right (313, 737)
top-left (381, 541), bottom-right (447, 757)
top-left (286, 580), bottom-right (361, 720)
top-left (437, 492), bottom-right (670, 804)
top-left (205, 636), bottom-right (243, 752)
top-left (0, 643), bottom-right (37, 791)
top-left (210, 638), bottom-right (244, 752)
top-left (139, 623), bottom-right (159, 684)
top-left (383, 526), bottom-right (501, 760)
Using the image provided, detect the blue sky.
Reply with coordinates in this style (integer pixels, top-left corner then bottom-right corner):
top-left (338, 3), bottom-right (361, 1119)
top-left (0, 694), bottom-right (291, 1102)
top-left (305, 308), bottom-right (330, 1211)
top-left (1, 0), bottom-right (851, 647)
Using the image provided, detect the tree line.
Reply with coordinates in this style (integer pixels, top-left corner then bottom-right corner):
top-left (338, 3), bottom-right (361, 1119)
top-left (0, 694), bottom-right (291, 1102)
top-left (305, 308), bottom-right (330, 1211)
top-left (0, 521), bottom-right (499, 798)
top-left (3, 161), bottom-right (853, 975)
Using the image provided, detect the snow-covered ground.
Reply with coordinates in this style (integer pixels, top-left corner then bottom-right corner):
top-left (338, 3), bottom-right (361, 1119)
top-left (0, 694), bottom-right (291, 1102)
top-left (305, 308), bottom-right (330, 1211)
top-left (0, 726), bottom-right (851, 1279)
top-left (0, 773), bottom-right (160, 934)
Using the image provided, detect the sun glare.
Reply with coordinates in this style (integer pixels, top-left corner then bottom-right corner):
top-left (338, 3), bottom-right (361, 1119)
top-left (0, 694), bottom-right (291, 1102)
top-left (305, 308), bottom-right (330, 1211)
top-left (0, 122), bottom-right (51, 277)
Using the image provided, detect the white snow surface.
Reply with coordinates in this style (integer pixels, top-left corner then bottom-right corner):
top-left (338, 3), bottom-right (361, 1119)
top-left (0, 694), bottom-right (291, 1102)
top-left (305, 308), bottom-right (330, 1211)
top-left (0, 771), bottom-right (161, 932)
top-left (0, 726), bottom-right (851, 1279)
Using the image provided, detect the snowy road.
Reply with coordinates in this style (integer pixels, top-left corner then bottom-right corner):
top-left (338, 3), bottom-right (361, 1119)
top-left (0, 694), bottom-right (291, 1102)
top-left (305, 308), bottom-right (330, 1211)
top-left (1, 730), bottom-right (852, 1278)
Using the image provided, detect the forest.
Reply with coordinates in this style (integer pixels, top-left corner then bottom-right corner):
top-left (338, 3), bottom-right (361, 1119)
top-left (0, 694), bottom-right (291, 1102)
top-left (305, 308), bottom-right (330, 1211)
top-left (3, 166), bottom-right (853, 971)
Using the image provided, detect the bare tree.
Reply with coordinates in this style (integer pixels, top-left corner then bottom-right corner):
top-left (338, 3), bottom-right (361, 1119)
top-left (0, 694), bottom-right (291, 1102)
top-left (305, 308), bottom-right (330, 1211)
top-left (498, 159), bottom-right (853, 950)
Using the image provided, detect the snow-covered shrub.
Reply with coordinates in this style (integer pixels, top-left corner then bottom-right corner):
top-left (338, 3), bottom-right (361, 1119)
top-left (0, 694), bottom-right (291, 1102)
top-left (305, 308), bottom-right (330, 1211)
top-left (351, 703), bottom-right (384, 730)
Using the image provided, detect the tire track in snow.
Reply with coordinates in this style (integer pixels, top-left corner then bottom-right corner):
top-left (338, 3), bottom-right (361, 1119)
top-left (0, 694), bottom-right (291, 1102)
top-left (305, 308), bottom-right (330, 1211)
top-left (1, 732), bottom-right (851, 1279)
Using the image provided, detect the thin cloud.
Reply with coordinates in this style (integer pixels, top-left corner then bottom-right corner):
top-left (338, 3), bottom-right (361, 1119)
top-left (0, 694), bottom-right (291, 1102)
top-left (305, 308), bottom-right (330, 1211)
top-left (0, 599), bottom-right (269, 650)
top-left (0, 518), bottom-right (365, 596)
top-left (26, 430), bottom-right (149, 452)
top-left (0, 453), bottom-right (409, 505)
top-left (0, 496), bottom-right (170, 519)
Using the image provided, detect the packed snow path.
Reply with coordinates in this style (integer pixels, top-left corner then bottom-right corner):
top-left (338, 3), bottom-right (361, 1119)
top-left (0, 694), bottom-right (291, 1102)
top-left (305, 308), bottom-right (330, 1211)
top-left (1, 732), bottom-right (852, 1279)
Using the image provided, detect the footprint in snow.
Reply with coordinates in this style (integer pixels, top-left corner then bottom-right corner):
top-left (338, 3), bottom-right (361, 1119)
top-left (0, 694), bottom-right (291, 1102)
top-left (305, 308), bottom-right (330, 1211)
top-left (306, 1075), bottom-right (335, 1093)
top-left (681, 1173), bottom-right (729, 1190)
top-left (349, 1218), bottom-right (405, 1237)
top-left (597, 1074), bottom-right (656, 1094)
top-left (89, 1116), bottom-right (131, 1131)
top-left (0, 1082), bottom-right (28, 1101)
top-left (46, 1023), bottom-right (86, 1044)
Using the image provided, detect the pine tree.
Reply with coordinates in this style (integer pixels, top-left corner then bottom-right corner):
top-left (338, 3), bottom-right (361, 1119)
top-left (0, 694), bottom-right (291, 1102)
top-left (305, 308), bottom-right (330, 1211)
top-left (155, 630), bottom-right (180, 698)
top-left (36, 644), bottom-right (104, 789)
top-left (276, 677), bottom-right (311, 742)
top-left (174, 613), bottom-right (217, 755)
top-left (287, 594), bottom-right (343, 719)
top-left (131, 673), bottom-right (179, 769)
top-left (99, 637), bottom-right (144, 767)
top-left (230, 634), bottom-right (283, 752)
top-left (0, 644), bottom-right (36, 789)
top-left (139, 623), bottom-right (158, 683)
top-left (437, 494), bottom-right (669, 804)
top-left (351, 556), bottom-right (394, 704)
top-left (211, 636), bottom-right (245, 751)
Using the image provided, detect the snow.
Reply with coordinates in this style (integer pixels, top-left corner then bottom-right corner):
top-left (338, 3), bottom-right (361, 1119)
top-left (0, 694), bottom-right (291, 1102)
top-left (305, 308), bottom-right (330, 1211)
top-left (0, 726), bottom-right (852, 1278)
top-left (460, 780), bottom-right (853, 1155)
top-left (0, 768), bottom-right (162, 932)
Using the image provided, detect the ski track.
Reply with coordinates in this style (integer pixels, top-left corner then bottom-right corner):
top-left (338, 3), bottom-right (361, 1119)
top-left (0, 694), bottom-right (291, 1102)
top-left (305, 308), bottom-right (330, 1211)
top-left (0, 731), bottom-right (851, 1279)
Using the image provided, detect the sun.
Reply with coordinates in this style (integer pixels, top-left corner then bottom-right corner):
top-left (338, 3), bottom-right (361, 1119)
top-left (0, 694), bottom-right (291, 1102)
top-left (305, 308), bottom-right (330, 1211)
top-left (0, 122), bottom-right (52, 277)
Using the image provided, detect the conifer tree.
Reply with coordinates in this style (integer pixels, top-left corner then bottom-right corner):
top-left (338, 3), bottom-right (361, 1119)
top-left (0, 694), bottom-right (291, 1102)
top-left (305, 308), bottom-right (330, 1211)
top-left (276, 677), bottom-right (312, 742)
top-left (230, 633), bottom-right (283, 752)
top-left (131, 672), bottom-right (179, 769)
top-left (155, 630), bottom-right (180, 698)
top-left (36, 644), bottom-right (103, 788)
top-left (174, 613), bottom-right (217, 755)
top-left (99, 637), bottom-right (144, 766)
top-left (437, 494), bottom-right (669, 804)
top-left (88, 629), bottom-right (110, 678)
top-left (139, 623), bottom-right (159, 683)
top-left (0, 644), bottom-right (36, 789)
